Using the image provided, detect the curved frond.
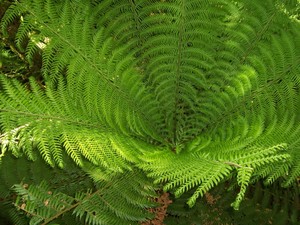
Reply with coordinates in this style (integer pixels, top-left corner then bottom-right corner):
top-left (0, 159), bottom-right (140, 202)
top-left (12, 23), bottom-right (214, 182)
top-left (1, 0), bottom-right (300, 222)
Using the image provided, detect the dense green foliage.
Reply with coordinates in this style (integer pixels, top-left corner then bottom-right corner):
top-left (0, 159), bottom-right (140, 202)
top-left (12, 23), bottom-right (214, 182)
top-left (0, 0), bottom-right (299, 224)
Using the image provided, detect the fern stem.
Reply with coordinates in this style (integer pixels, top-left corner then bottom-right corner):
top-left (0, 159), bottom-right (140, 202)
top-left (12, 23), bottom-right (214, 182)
top-left (0, 109), bottom-right (106, 130)
top-left (0, 36), bottom-right (27, 62)
top-left (172, 0), bottom-right (186, 145)
top-left (241, 11), bottom-right (277, 63)
top-left (129, 0), bottom-right (143, 54)
top-left (41, 181), bottom-right (113, 225)
top-left (221, 161), bottom-right (252, 169)
top-left (40, 200), bottom-right (80, 225)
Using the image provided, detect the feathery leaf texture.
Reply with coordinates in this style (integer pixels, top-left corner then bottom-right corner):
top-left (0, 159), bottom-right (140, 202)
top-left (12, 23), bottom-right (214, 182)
top-left (0, 0), bottom-right (300, 224)
top-left (0, 153), bottom-right (156, 225)
top-left (12, 170), bottom-right (156, 225)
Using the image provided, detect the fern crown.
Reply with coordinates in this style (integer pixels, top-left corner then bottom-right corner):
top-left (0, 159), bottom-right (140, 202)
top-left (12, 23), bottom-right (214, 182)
top-left (0, 0), bottom-right (299, 222)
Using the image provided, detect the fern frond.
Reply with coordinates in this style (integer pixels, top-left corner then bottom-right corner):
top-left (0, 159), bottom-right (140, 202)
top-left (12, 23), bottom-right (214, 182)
top-left (0, 75), bottom-right (155, 169)
top-left (140, 150), bottom-right (233, 207)
top-left (12, 170), bottom-right (156, 225)
top-left (1, 0), bottom-right (300, 221)
top-left (1, 0), bottom-right (165, 142)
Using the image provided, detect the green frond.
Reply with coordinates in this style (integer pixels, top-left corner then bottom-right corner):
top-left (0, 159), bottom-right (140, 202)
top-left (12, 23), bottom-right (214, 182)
top-left (231, 167), bottom-right (253, 210)
top-left (283, 148), bottom-right (300, 187)
top-left (12, 170), bottom-right (156, 225)
top-left (0, 75), bottom-right (154, 169)
top-left (140, 150), bottom-right (233, 207)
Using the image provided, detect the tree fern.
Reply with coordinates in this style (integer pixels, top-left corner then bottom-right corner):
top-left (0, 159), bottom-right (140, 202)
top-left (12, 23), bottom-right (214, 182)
top-left (0, 0), bottom-right (300, 224)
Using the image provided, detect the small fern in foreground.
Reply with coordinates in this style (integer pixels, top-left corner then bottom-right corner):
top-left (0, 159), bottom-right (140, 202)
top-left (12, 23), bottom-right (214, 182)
top-left (0, 0), bottom-right (300, 224)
